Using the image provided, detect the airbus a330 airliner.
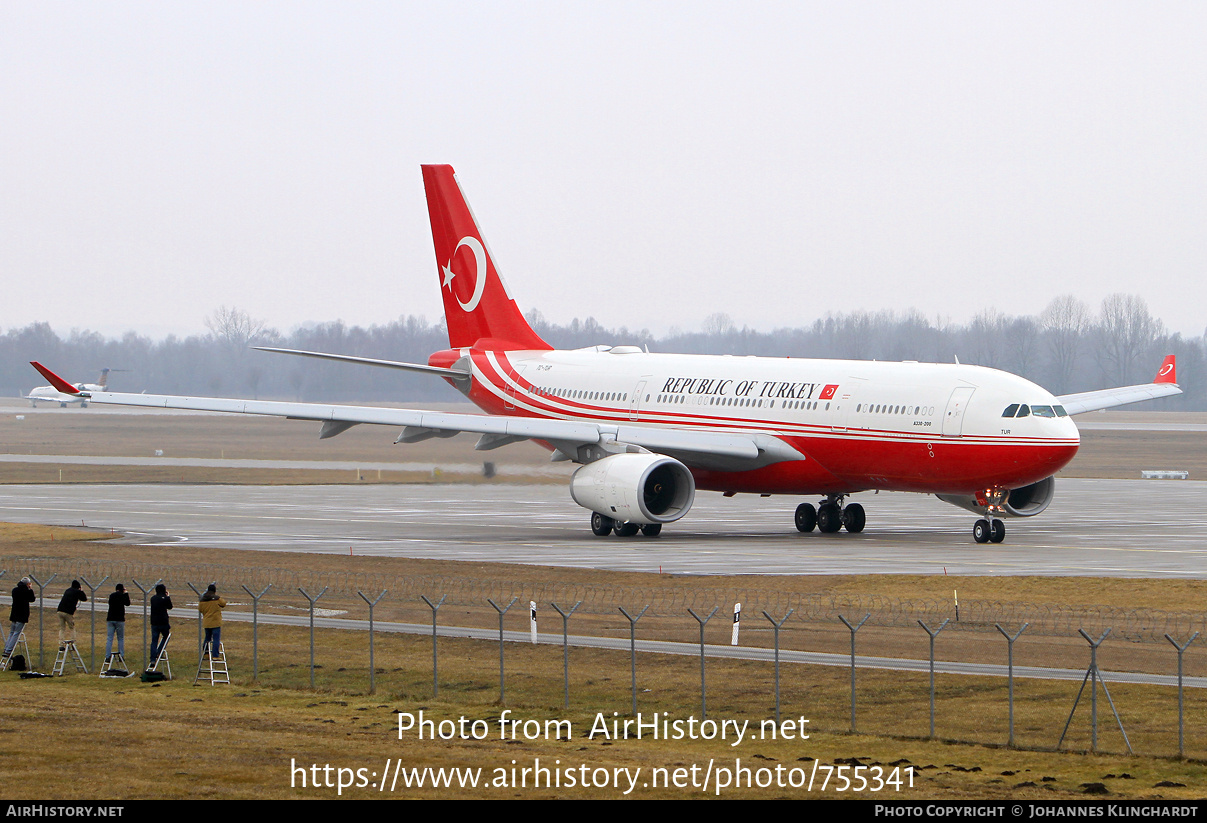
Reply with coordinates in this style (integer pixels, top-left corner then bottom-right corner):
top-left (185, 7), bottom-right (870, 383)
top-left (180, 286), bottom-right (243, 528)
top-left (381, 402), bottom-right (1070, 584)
top-left (32, 165), bottom-right (1182, 543)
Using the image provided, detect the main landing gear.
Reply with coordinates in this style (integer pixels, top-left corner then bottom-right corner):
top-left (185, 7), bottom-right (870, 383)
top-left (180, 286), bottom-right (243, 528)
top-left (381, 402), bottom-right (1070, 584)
top-left (795, 496), bottom-right (865, 534)
top-left (973, 518), bottom-right (1005, 544)
top-left (590, 512), bottom-right (662, 538)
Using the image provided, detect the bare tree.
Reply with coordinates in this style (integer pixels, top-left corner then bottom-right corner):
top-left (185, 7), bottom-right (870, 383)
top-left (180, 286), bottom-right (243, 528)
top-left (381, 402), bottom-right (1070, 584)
top-left (1039, 295), bottom-right (1090, 393)
top-left (1095, 293), bottom-right (1164, 386)
top-left (965, 309), bottom-right (1009, 369)
top-left (205, 306), bottom-right (268, 353)
top-left (701, 312), bottom-right (736, 336)
top-left (1004, 315), bottom-right (1041, 378)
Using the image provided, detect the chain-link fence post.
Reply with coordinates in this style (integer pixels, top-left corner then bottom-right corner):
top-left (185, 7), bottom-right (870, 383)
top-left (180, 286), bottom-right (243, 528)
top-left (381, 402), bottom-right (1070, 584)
top-left (28, 573), bottom-right (56, 671)
top-left (185, 583), bottom-right (206, 658)
top-left (488, 597), bottom-right (518, 704)
top-left (995, 623), bottom-right (1029, 748)
top-left (357, 590), bottom-right (387, 694)
top-left (551, 601), bottom-right (582, 710)
top-left (241, 584), bottom-right (272, 681)
top-left (838, 613), bottom-right (870, 733)
top-left (618, 606), bottom-right (649, 715)
top-left (130, 578), bottom-right (158, 672)
top-left (918, 619), bottom-right (949, 739)
top-left (299, 587), bottom-right (328, 689)
top-left (763, 609), bottom-right (794, 724)
top-left (78, 575), bottom-right (108, 671)
top-left (421, 595), bottom-right (447, 698)
top-left (688, 607), bottom-right (719, 720)
top-left (1165, 632), bottom-right (1199, 758)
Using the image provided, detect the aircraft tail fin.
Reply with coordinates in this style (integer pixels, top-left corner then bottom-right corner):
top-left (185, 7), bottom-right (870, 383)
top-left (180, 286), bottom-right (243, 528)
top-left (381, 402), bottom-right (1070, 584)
top-left (421, 165), bottom-right (550, 351)
top-left (30, 362), bottom-right (83, 396)
top-left (1154, 354), bottom-right (1177, 384)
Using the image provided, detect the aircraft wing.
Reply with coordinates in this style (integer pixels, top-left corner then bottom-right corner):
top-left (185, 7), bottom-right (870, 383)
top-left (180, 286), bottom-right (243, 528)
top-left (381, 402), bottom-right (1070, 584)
top-left (29, 362), bottom-right (800, 468)
top-left (1057, 355), bottom-right (1182, 415)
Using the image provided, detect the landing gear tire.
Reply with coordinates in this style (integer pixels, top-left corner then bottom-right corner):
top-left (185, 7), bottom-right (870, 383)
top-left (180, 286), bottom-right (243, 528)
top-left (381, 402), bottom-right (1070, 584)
top-left (641, 523), bottom-right (662, 537)
top-left (794, 503), bottom-right (817, 533)
top-left (614, 522), bottom-right (640, 537)
top-left (973, 519), bottom-right (991, 544)
top-left (842, 503), bottom-right (866, 533)
top-left (591, 512), bottom-right (615, 537)
top-left (989, 518), bottom-right (1005, 543)
top-left (817, 503), bottom-right (842, 534)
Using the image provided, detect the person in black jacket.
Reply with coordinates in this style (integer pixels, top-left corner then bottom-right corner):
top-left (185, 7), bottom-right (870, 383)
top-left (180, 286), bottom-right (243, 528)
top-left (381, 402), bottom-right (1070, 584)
top-left (4, 577), bottom-right (36, 657)
top-left (148, 583), bottom-right (173, 666)
top-left (56, 580), bottom-right (87, 649)
top-left (105, 583), bottom-right (131, 661)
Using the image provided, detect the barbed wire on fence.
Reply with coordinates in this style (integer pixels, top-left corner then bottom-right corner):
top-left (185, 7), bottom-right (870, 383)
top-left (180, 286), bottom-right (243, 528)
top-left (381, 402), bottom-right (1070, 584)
top-left (6, 555), bottom-right (1204, 643)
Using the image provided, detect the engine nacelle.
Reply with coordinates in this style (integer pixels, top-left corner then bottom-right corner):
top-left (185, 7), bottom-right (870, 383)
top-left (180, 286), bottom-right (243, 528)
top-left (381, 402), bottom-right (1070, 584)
top-left (570, 453), bottom-right (696, 525)
top-left (936, 476), bottom-right (1056, 518)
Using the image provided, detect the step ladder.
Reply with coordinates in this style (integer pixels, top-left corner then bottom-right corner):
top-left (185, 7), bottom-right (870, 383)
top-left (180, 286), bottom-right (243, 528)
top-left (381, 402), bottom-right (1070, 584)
top-left (193, 640), bottom-right (229, 686)
top-left (0, 630), bottom-right (30, 672)
top-left (148, 632), bottom-right (173, 680)
top-left (52, 642), bottom-right (88, 676)
top-left (99, 652), bottom-right (128, 676)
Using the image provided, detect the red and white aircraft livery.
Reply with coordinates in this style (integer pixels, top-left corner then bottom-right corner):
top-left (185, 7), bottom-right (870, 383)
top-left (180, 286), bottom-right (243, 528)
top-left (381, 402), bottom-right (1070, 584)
top-left (32, 165), bottom-right (1183, 543)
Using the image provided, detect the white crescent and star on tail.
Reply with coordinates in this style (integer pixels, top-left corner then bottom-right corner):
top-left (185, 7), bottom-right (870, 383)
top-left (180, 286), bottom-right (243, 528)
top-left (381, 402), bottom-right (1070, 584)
top-left (442, 235), bottom-right (488, 313)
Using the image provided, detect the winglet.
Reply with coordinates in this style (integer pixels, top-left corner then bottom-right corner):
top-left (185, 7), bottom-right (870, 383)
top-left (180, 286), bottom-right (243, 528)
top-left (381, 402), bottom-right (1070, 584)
top-left (30, 362), bottom-right (83, 395)
top-left (1154, 355), bottom-right (1177, 384)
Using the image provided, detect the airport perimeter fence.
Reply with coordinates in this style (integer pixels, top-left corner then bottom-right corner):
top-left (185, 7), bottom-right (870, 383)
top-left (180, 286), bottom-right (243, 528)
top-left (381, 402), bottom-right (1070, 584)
top-left (7, 555), bottom-right (1206, 644)
top-left (6, 556), bottom-right (1206, 758)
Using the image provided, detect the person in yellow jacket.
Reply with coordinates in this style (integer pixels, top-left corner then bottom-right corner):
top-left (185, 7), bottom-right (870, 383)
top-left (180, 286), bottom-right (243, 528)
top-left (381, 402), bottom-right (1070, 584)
top-left (198, 583), bottom-right (227, 653)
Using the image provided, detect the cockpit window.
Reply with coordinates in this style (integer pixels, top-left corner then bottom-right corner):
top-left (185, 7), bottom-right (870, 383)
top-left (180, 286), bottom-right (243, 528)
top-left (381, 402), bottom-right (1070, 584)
top-left (1031, 405), bottom-right (1056, 418)
top-left (1002, 404), bottom-right (1020, 417)
top-left (1054, 405), bottom-right (1068, 417)
top-left (1015, 405), bottom-right (1030, 418)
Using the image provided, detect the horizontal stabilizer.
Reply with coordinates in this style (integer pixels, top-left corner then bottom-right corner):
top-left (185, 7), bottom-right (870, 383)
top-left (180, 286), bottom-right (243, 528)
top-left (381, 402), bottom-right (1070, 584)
top-left (253, 347), bottom-right (469, 381)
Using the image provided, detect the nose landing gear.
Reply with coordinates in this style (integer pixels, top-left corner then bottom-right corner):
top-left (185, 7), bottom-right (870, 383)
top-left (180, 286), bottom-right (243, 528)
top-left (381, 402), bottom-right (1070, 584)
top-left (973, 517), bottom-right (1005, 543)
top-left (973, 488), bottom-right (1008, 543)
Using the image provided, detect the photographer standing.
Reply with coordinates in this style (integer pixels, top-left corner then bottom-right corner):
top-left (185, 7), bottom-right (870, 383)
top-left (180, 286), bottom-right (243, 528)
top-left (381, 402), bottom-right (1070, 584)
top-left (105, 583), bottom-right (131, 662)
top-left (197, 583), bottom-right (227, 653)
top-left (148, 584), bottom-right (173, 667)
top-left (56, 580), bottom-right (87, 649)
top-left (5, 577), bottom-right (36, 658)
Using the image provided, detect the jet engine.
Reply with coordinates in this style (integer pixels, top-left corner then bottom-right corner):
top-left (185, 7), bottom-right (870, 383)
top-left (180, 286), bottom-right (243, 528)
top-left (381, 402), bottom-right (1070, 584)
top-left (570, 453), bottom-right (696, 525)
top-left (936, 476), bottom-right (1056, 518)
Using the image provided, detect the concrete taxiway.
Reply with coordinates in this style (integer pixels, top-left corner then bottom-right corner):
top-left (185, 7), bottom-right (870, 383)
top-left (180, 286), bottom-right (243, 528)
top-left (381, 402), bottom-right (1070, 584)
top-left (0, 479), bottom-right (1204, 577)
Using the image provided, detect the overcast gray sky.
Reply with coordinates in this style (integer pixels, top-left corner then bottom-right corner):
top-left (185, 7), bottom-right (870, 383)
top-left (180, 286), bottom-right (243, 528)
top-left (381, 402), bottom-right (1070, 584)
top-left (2, 2), bottom-right (1204, 340)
